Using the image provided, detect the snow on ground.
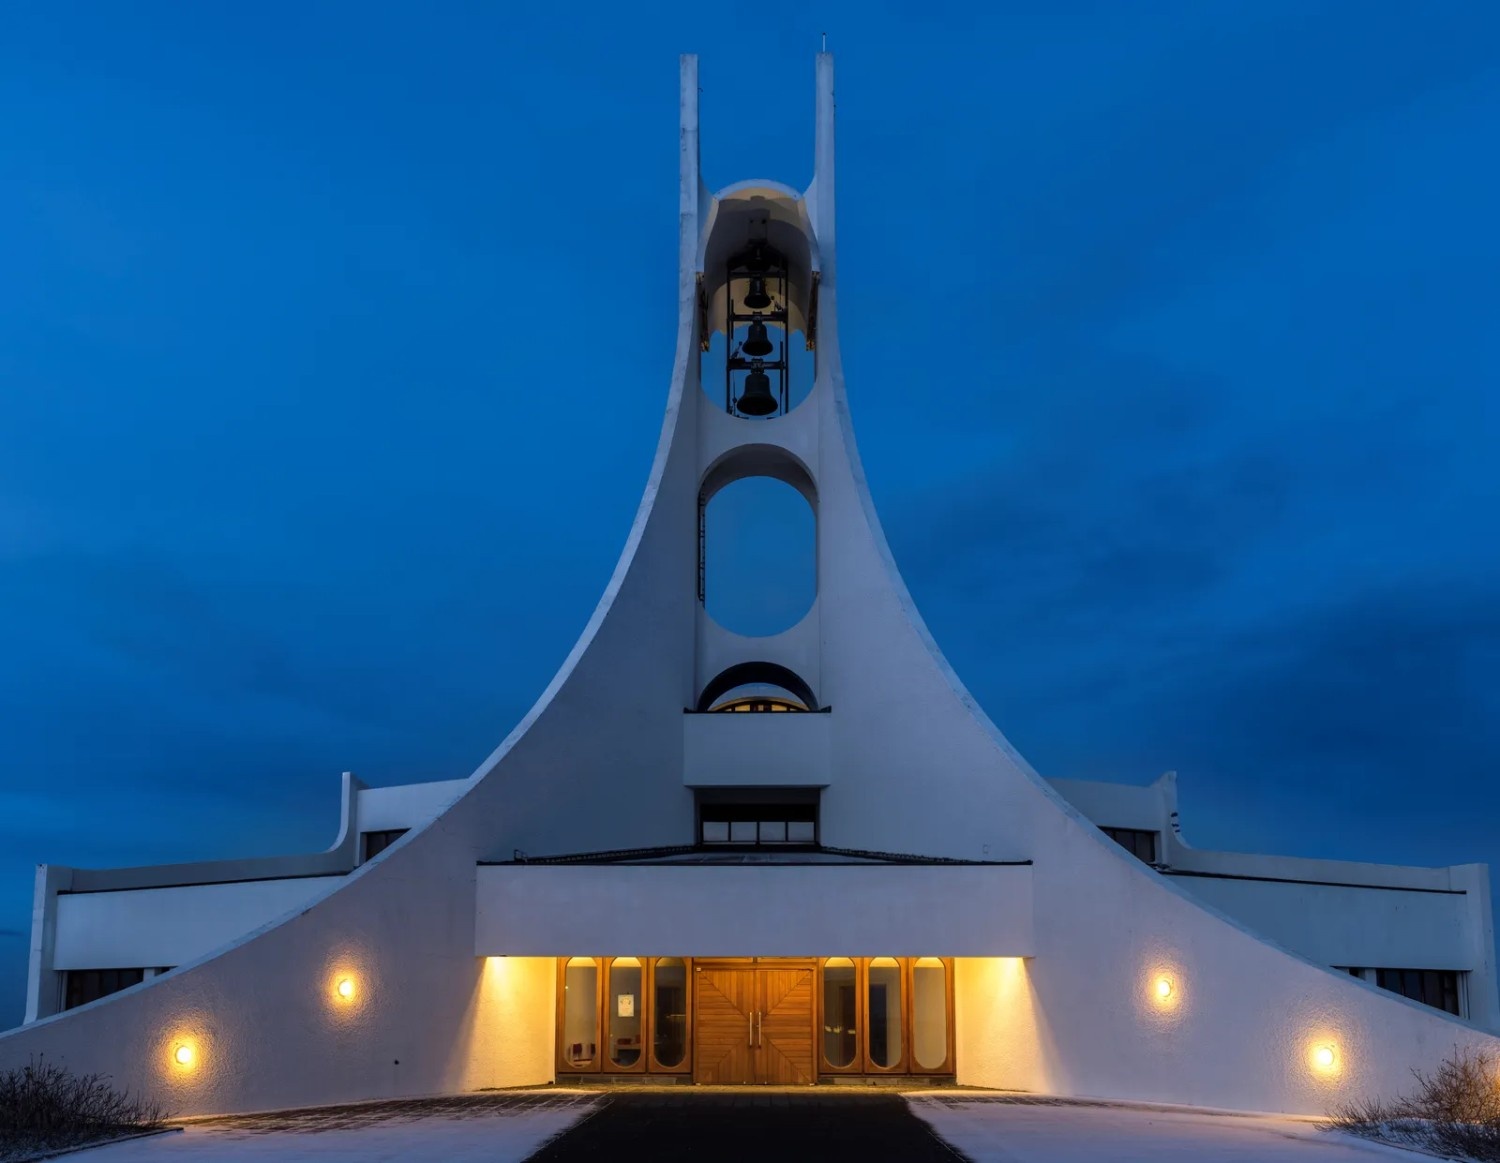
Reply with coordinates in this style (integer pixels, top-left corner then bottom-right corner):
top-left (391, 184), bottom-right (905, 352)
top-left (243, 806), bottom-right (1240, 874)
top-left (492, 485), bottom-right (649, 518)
top-left (66, 1093), bottom-right (598, 1162)
top-left (60, 1090), bottom-right (1443, 1162)
top-left (908, 1096), bottom-right (1436, 1162)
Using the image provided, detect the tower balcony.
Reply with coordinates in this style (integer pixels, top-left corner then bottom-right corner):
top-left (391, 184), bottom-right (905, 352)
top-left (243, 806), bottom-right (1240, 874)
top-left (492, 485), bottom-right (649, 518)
top-left (683, 707), bottom-right (831, 787)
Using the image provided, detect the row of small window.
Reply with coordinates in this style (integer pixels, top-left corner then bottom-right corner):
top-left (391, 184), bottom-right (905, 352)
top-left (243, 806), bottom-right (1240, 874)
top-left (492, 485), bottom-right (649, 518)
top-left (63, 966), bottom-right (173, 1011)
top-left (1340, 966), bottom-right (1463, 1016)
top-left (701, 820), bottom-right (817, 844)
top-left (697, 799), bottom-right (818, 847)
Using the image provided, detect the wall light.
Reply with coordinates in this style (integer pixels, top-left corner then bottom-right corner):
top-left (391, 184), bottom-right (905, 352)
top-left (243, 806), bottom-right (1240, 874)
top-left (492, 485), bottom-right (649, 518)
top-left (1154, 976), bottom-right (1173, 1000)
top-left (336, 977), bottom-right (356, 1000)
top-left (173, 1043), bottom-right (195, 1068)
top-left (1310, 1043), bottom-right (1340, 1074)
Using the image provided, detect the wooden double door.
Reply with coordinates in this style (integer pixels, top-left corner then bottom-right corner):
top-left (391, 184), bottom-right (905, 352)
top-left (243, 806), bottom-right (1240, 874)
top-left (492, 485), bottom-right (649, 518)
top-left (693, 960), bottom-right (816, 1085)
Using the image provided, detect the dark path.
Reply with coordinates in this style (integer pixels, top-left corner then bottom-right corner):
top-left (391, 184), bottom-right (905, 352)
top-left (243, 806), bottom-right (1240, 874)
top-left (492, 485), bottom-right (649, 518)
top-left (524, 1090), bottom-right (968, 1162)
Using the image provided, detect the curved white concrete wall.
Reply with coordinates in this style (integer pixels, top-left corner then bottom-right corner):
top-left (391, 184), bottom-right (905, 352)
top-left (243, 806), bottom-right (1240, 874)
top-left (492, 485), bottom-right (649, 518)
top-left (355, 780), bottom-right (467, 835)
top-left (3, 53), bottom-right (1496, 1119)
top-left (53, 878), bottom-right (341, 971)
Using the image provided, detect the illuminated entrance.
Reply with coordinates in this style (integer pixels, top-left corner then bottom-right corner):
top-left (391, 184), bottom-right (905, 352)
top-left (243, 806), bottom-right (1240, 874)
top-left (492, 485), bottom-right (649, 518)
top-left (695, 960), bottom-right (816, 1084)
top-left (555, 957), bottom-right (955, 1083)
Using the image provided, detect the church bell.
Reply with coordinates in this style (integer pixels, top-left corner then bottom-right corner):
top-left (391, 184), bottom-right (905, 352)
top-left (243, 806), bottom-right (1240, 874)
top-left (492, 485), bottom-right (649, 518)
top-left (736, 370), bottom-right (778, 416)
top-left (741, 320), bottom-right (774, 358)
top-left (743, 277), bottom-right (772, 311)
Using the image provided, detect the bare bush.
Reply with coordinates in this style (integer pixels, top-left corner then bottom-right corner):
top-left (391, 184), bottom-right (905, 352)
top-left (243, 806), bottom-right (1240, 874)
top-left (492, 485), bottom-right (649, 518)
top-left (0, 1056), bottom-right (166, 1160)
top-left (1328, 1046), bottom-right (1500, 1162)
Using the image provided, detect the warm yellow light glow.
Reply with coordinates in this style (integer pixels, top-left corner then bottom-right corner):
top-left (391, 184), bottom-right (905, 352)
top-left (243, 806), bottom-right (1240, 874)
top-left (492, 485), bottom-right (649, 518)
top-left (336, 977), bottom-right (355, 999)
top-left (173, 1043), bottom-right (195, 1067)
top-left (1155, 976), bottom-right (1173, 999)
top-left (1308, 1044), bottom-right (1344, 1080)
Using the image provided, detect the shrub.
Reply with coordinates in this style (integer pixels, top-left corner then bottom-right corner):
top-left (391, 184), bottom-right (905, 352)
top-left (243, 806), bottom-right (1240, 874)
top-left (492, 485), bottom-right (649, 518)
top-left (1328, 1046), bottom-right (1500, 1161)
top-left (0, 1057), bottom-right (166, 1159)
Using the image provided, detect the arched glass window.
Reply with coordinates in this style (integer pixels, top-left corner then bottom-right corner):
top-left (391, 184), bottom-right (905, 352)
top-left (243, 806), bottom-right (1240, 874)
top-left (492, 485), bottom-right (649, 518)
top-left (912, 958), bottom-right (948, 1069)
top-left (562, 957), bottom-right (598, 1068)
top-left (822, 958), bottom-right (857, 1068)
top-left (608, 957), bottom-right (643, 1068)
top-left (652, 958), bottom-right (688, 1069)
top-left (867, 957), bottom-right (903, 1068)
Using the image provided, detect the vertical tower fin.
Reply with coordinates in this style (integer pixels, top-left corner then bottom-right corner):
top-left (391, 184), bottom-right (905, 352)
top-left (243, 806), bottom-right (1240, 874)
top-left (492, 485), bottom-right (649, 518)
top-left (812, 52), bottom-right (836, 278)
top-left (679, 54), bottom-right (702, 281)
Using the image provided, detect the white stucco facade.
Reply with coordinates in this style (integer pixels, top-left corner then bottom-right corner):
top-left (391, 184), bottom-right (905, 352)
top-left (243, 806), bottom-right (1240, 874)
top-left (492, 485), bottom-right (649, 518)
top-left (3, 54), bottom-right (1496, 1117)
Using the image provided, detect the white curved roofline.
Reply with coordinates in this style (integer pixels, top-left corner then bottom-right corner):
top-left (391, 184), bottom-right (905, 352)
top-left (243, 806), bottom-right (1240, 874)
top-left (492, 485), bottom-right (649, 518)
top-left (712, 178), bottom-right (805, 203)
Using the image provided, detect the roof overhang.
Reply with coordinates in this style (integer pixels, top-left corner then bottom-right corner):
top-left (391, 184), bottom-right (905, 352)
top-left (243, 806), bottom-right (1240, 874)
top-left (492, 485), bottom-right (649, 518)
top-left (474, 862), bottom-right (1032, 957)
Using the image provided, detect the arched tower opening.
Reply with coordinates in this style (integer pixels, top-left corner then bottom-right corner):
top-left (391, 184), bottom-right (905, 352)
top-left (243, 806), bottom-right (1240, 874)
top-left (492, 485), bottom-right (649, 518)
top-left (695, 661), bottom-right (819, 713)
top-left (697, 445), bottom-right (818, 639)
top-left (699, 186), bottom-right (818, 419)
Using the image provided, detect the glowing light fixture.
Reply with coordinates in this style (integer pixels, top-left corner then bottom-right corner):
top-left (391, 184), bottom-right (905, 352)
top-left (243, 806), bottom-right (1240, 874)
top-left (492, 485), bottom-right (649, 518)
top-left (1155, 976), bottom-right (1173, 1000)
top-left (1314, 1044), bottom-right (1337, 1070)
top-left (336, 977), bottom-right (356, 1000)
top-left (173, 1043), bottom-right (195, 1067)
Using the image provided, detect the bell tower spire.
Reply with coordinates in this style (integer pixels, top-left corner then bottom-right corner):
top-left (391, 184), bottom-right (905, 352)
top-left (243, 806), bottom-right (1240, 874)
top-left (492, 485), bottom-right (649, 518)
top-left (462, 51), bottom-right (1044, 861)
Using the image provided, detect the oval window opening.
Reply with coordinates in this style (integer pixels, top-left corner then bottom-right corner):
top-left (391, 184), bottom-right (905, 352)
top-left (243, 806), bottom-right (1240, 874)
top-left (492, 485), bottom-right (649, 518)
top-left (822, 958), bottom-right (857, 1068)
top-left (653, 958), bottom-right (688, 1069)
top-left (912, 958), bottom-right (948, 1069)
top-left (607, 957), bottom-right (643, 1068)
top-left (867, 957), bottom-right (903, 1069)
top-left (562, 958), bottom-right (597, 1068)
top-left (703, 476), bottom-right (815, 637)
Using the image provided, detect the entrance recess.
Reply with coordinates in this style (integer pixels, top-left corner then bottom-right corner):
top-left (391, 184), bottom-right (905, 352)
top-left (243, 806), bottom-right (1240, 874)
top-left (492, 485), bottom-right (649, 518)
top-left (694, 959), bottom-right (816, 1084)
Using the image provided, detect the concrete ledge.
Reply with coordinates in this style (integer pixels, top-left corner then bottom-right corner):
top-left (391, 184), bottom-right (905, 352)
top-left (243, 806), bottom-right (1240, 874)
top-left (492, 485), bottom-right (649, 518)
top-left (684, 711), bottom-right (831, 787)
top-left (475, 863), bottom-right (1032, 956)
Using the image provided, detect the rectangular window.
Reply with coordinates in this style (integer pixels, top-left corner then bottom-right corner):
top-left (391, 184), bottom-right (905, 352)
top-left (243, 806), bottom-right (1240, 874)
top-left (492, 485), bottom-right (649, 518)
top-left (1375, 968), bottom-right (1462, 1016)
top-left (1100, 826), bottom-right (1158, 864)
top-left (64, 968), bottom-right (145, 1011)
top-left (361, 829), bottom-right (409, 862)
top-left (695, 788), bottom-right (819, 847)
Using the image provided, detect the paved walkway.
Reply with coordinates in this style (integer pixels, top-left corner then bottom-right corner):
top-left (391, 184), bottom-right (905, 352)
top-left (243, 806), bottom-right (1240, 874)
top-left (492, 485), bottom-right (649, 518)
top-left (527, 1090), bottom-right (962, 1162)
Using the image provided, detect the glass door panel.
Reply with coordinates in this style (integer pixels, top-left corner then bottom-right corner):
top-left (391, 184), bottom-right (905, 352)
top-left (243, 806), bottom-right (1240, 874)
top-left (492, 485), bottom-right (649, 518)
top-left (652, 958), bottom-right (689, 1070)
top-left (561, 957), bottom-right (599, 1069)
top-left (911, 957), bottom-right (949, 1070)
top-left (821, 957), bottom-right (858, 1069)
top-left (607, 957), bottom-right (644, 1069)
top-left (866, 957), bottom-right (904, 1069)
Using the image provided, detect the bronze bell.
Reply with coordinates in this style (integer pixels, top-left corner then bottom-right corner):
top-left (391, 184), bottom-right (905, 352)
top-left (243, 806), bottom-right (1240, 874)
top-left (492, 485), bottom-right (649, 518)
top-left (741, 320), bottom-right (774, 358)
top-left (743, 277), bottom-right (772, 311)
top-left (736, 370), bottom-right (777, 416)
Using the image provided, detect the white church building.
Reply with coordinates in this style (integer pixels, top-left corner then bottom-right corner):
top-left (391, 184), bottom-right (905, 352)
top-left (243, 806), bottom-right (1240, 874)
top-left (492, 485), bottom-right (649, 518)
top-left (3, 55), bottom-right (1497, 1116)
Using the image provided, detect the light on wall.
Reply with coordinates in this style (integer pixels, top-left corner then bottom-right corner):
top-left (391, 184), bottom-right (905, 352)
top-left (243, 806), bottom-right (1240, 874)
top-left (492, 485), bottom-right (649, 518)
top-left (336, 977), bottom-right (356, 1000)
top-left (172, 1042), bottom-right (196, 1068)
top-left (1310, 1042), bottom-right (1340, 1075)
top-left (1146, 969), bottom-right (1179, 1010)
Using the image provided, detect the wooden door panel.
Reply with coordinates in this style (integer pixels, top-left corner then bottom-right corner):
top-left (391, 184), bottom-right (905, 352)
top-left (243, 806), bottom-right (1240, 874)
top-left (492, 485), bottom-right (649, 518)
top-left (693, 968), bottom-right (753, 1084)
top-left (756, 967), bottom-right (815, 1085)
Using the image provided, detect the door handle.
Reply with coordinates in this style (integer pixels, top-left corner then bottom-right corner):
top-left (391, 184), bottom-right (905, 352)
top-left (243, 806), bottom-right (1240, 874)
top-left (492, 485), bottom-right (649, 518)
top-left (748, 1010), bottom-right (754, 1047)
top-left (756, 1010), bottom-right (763, 1048)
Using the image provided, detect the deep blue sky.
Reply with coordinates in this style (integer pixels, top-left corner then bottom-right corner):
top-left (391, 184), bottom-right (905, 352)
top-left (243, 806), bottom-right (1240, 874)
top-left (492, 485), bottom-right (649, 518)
top-left (2, 2), bottom-right (1497, 1025)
